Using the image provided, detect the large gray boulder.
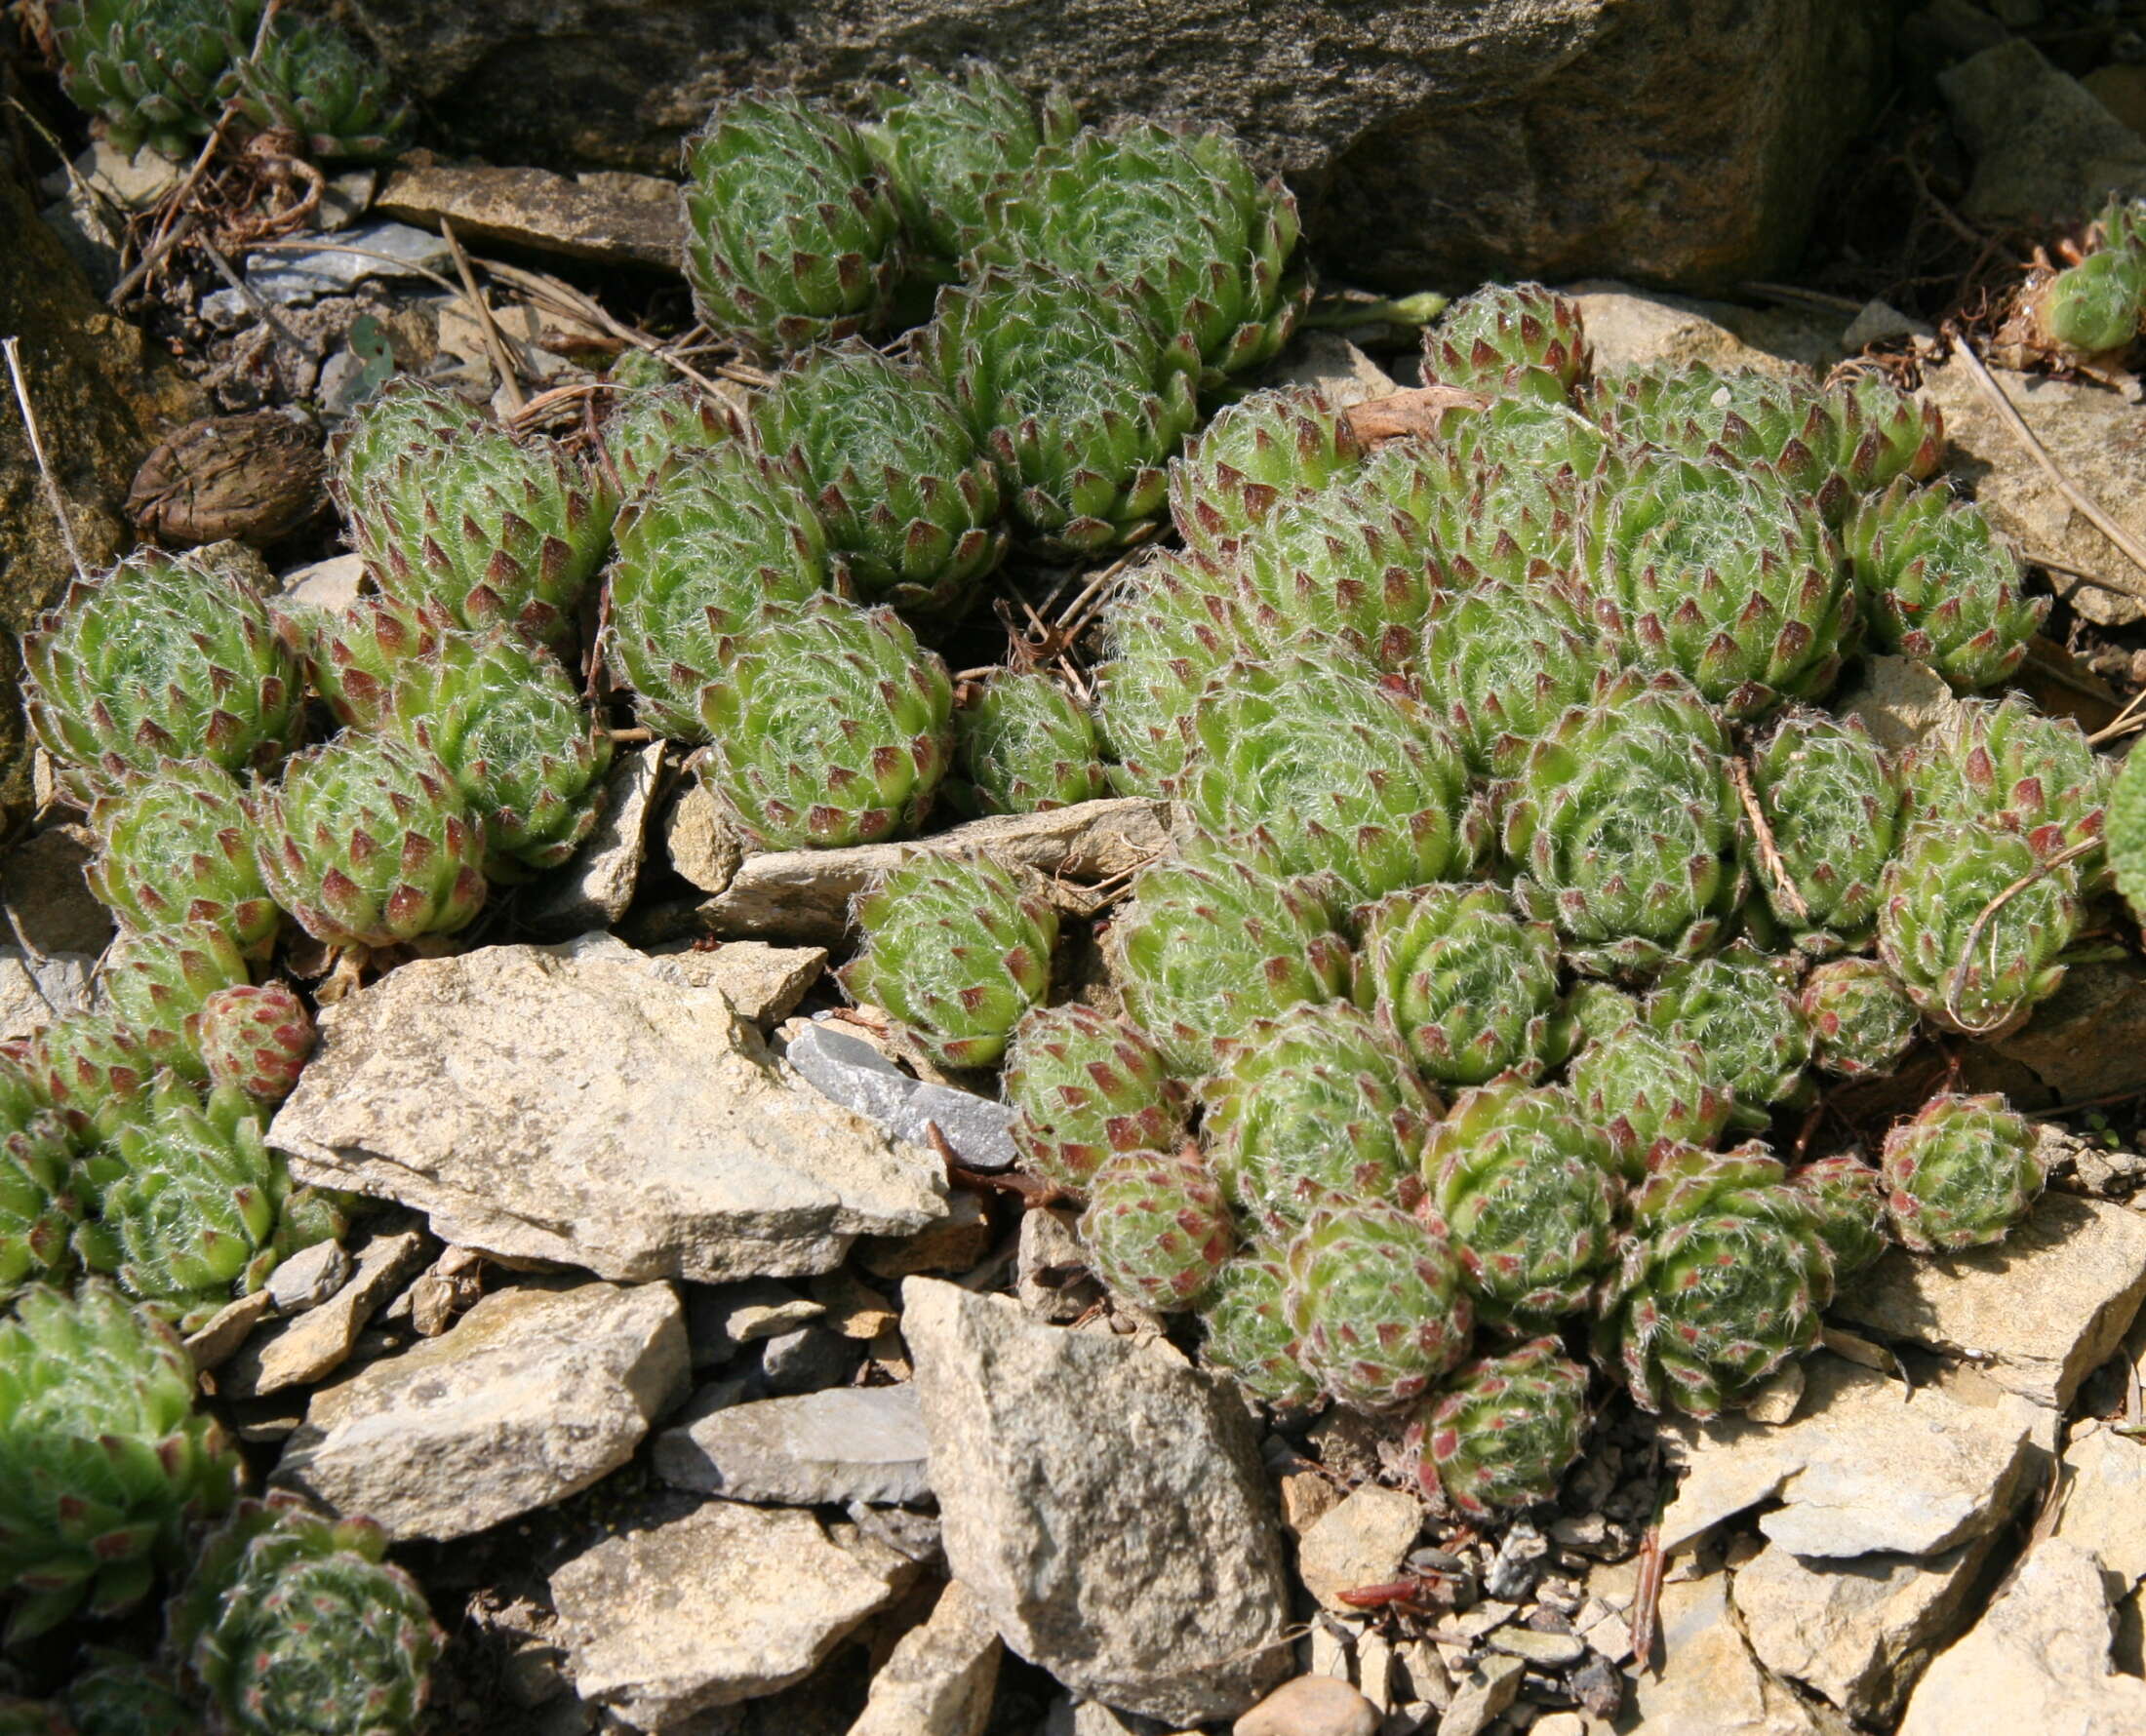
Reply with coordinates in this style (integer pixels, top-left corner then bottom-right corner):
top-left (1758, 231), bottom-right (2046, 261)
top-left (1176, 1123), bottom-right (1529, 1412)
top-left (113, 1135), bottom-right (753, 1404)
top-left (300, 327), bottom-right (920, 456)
top-left (338, 0), bottom-right (1889, 291)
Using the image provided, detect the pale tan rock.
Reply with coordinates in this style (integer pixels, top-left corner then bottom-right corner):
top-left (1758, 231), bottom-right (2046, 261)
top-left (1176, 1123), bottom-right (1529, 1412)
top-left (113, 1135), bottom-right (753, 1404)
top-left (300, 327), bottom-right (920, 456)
top-left (1994, 961), bottom-right (2146, 1102)
top-left (661, 769), bottom-right (742, 895)
top-left (1836, 654), bottom-right (1967, 753)
top-left (1731, 1533), bottom-right (1998, 1722)
top-left (1622, 1573), bottom-right (1831, 1735)
top-left (1264, 335), bottom-right (1397, 409)
top-left (1232, 1674), bottom-right (1379, 1736)
top-left (1921, 355), bottom-right (2146, 627)
top-left (1660, 1354), bottom-right (2046, 1558)
top-left (376, 163), bottom-right (681, 268)
top-left (1436, 1653), bottom-right (1524, 1736)
top-left (521, 742), bottom-right (667, 935)
top-left (551, 1502), bottom-right (918, 1728)
top-left (1898, 1537), bottom-right (2146, 1735)
top-left (1294, 1487), bottom-right (1423, 1611)
top-left (697, 800), bottom-right (1172, 943)
top-left (276, 1281), bottom-right (689, 1539)
top-left (1567, 280), bottom-right (1839, 375)
top-left (903, 1279), bottom-right (1292, 1723)
top-left (220, 1230), bottom-right (428, 1398)
top-left (847, 1580), bottom-right (1001, 1736)
top-left (2053, 1424), bottom-right (2146, 1591)
top-left (1278, 1472), bottom-right (1343, 1540)
top-left (1835, 1194), bottom-right (2146, 1409)
top-left (650, 939), bottom-right (826, 1025)
top-left (184, 1289), bottom-right (275, 1372)
top-left (271, 941), bottom-right (945, 1282)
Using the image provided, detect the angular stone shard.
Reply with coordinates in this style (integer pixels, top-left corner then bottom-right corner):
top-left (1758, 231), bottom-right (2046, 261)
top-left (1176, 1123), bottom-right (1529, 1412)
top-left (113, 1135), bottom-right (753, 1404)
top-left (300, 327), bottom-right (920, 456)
top-left (270, 942), bottom-right (945, 1282)
top-left (903, 1278), bottom-right (1292, 1723)
top-left (550, 1501), bottom-right (918, 1729)
top-left (274, 1281), bottom-right (689, 1539)
top-left (1835, 1194), bottom-right (2146, 1409)
top-left (1898, 1537), bottom-right (2146, 1735)
top-left (654, 1383), bottom-right (932, 1506)
top-left (1660, 1355), bottom-right (2047, 1559)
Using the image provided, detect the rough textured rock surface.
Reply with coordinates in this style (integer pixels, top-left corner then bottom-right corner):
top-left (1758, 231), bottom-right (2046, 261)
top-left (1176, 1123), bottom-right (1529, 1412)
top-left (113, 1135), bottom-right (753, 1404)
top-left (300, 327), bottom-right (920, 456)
top-left (1922, 355), bottom-right (2146, 627)
top-left (1567, 280), bottom-right (1843, 376)
top-left (1, 144), bottom-right (203, 834)
top-left (1898, 1537), bottom-right (2146, 1734)
top-left (521, 742), bottom-right (667, 937)
top-left (0, 946), bottom-right (93, 1043)
top-left (848, 1580), bottom-right (1002, 1736)
top-left (697, 799), bottom-right (1171, 944)
top-left (375, 164), bottom-right (682, 267)
top-left (1621, 1572), bottom-right (1832, 1736)
top-left (1233, 1677), bottom-right (1380, 1736)
top-left (221, 1230), bottom-right (428, 1398)
top-left (1835, 1194), bottom-right (2146, 1409)
top-left (902, 1278), bottom-right (1292, 1723)
top-left (270, 941), bottom-right (945, 1281)
top-left (1938, 39), bottom-right (2146, 227)
top-left (1732, 1535), bottom-right (1999, 1723)
top-left (1993, 962), bottom-right (2146, 1101)
top-left (1660, 1355), bottom-right (2048, 1559)
top-left (1294, 1486), bottom-right (1423, 1613)
top-left (653, 1383), bottom-right (932, 1505)
top-left (336, 1), bottom-right (1888, 292)
top-left (550, 1502), bottom-right (920, 1729)
top-left (2052, 1423), bottom-right (2146, 1591)
top-left (274, 1281), bottom-right (690, 1538)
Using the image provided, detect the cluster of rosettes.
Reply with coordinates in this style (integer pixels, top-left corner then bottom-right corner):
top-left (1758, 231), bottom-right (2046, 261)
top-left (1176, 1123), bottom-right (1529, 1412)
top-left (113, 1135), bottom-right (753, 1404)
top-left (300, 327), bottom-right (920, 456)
top-left (50, 0), bottom-right (408, 160)
top-left (824, 283), bottom-right (2097, 1519)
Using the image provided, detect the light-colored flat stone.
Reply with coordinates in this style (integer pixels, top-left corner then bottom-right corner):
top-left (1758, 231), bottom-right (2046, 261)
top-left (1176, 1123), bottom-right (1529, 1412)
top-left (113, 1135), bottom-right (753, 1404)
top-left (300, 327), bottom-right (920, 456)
top-left (1835, 1193), bottom-right (2146, 1409)
top-left (271, 941), bottom-right (945, 1282)
top-left (697, 800), bottom-right (1172, 943)
top-left (2054, 1423), bottom-right (2146, 1591)
top-left (1232, 1675), bottom-right (1379, 1736)
top-left (376, 163), bottom-right (681, 268)
top-left (653, 1383), bottom-right (931, 1506)
top-left (646, 939), bottom-right (825, 1025)
top-left (275, 1281), bottom-right (688, 1539)
top-left (1732, 1533), bottom-right (1998, 1723)
top-left (551, 1502), bottom-right (917, 1729)
top-left (220, 1231), bottom-right (427, 1399)
top-left (1836, 654), bottom-right (1967, 753)
top-left (847, 1579), bottom-right (1000, 1736)
top-left (1661, 1354), bottom-right (2047, 1559)
top-left (1899, 1537), bottom-right (2146, 1735)
top-left (903, 1278), bottom-right (1292, 1724)
top-left (1294, 1487), bottom-right (1423, 1613)
top-left (1622, 1572), bottom-right (1831, 1735)
top-left (1568, 279), bottom-right (1840, 375)
top-left (0, 945), bottom-right (93, 1043)
top-left (520, 742), bottom-right (666, 937)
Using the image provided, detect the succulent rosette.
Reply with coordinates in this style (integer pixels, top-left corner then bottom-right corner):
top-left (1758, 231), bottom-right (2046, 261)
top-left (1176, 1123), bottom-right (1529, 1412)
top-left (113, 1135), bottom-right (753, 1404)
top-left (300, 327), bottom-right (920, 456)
top-left (1182, 650), bottom-right (1485, 902)
top-left (1499, 669), bottom-right (1745, 977)
top-left (1880, 1092), bottom-right (2045, 1253)
top-left (1421, 282), bottom-right (1590, 397)
top-left (1421, 1081), bottom-right (1620, 1327)
top-left (1790, 1153), bottom-right (1891, 1278)
top-left (1351, 884), bottom-right (1571, 1087)
top-left (1407, 1338), bottom-right (1592, 1518)
top-left (1077, 1147), bottom-right (1235, 1310)
top-left (1104, 830), bottom-right (1351, 1079)
top-left (235, 14), bottom-right (410, 160)
top-left (840, 852), bottom-right (1058, 1070)
top-left (696, 595), bottom-right (955, 849)
top-left (1167, 386), bottom-right (1362, 556)
top-left (1798, 958), bottom-right (1921, 1081)
top-left (85, 760), bottom-right (280, 957)
top-left (753, 340), bottom-right (1007, 621)
top-left (51, 0), bottom-right (256, 156)
top-left (1899, 693), bottom-right (2110, 871)
top-left (22, 547), bottom-right (300, 800)
top-left (1568, 1022), bottom-right (1732, 1178)
top-left (602, 381), bottom-right (736, 499)
top-left (1283, 1201), bottom-right (1474, 1410)
top-left (1417, 575), bottom-right (1608, 778)
top-left (1201, 1002), bottom-right (1437, 1224)
top-left (1641, 946), bottom-right (1811, 1127)
top-left (951, 671), bottom-right (1107, 814)
top-left (974, 119), bottom-right (1307, 381)
top-left (1199, 1244), bottom-right (1323, 1409)
top-left (1743, 707), bottom-right (1902, 954)
top-left (925, 265), bottom-right (1200, 556)
top-left (99, 924), bottom-right (252, 1083)
top-left (681, 90), bottom-right (901, 351)
top-left (1002, 1005), bottom-right (1187, 1191)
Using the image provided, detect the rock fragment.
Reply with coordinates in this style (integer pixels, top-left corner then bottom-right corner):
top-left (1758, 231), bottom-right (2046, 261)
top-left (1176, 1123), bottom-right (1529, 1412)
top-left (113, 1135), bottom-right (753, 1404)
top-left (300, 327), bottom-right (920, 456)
top-left (1294, 1486), bottom-right (1422, 1612)
top-left (275, 1281), bottom-right (688, 1539)
top-left (1233, 1675), bottom-right (1379, 1736)
top-left (375, 164), bottom-right (682, 267)
top-left (1660, 1354), bottom-right (2047, 1558)
top-left (520, 742), bottom-right (666, 936)
top-left (550, 1502), bottom-right (918, 1728)
top-left (1835, 1194), bottom-right (2146, 1409)
top-left (848, 1579), bottom-right (1001, 1736)
top-left (1621, 1572), bottom-right (1831, 1735)
top-left (903, 1278), bottom-right (1292, 1722)
top-left (654, 1383), bottom-right (930, 1506)
top-left (221, 1230), bottom-right (427, 1398)
top-left (1898, 1537), bottom-right (2146, 1734)
top-left (270, 942), bottom-right (945, 1282)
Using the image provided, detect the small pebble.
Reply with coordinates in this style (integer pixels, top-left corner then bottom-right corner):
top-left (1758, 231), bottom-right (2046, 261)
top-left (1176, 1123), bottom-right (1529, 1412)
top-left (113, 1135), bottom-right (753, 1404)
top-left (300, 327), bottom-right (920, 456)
top-left (759, 1322), bottom-right (862, 1394)
top-left (1232, 1674), bottom-right (1380, 1736)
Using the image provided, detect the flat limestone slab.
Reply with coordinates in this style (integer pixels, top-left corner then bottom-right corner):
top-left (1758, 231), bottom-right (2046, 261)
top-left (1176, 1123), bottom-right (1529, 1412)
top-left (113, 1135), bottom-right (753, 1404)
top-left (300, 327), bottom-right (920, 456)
top-left (270, 942), bottom-right (945, 1282)
top-left (1835, 1193), bottom-right (2146, 1409)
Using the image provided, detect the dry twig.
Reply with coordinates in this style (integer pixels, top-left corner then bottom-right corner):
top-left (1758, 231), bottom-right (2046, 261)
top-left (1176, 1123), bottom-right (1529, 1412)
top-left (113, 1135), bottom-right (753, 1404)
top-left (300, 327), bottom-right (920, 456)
top-left (441, 218), bottom-right (527, 414)
top-left (1951, 339), bottom-right (2146, 601)
top-left (1943, 837), bottom-right (2100, 1034)
top-left (2, 337), bottom-right (87, 584)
